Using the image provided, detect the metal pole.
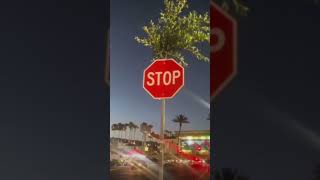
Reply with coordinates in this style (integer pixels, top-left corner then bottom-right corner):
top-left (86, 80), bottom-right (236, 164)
top-left (159, 99), bottom-right (165, 180)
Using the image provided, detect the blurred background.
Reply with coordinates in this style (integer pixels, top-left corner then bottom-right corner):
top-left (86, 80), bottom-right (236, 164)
top-left (0, 0), bottom-right (108, 179)
top-left (213, 0), bottom-right (320, 179)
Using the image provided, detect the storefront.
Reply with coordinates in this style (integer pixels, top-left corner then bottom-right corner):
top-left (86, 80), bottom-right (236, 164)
top-left (178, 130), bottom-right (210, 157)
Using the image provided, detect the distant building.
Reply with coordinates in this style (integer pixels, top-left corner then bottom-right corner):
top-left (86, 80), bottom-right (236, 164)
top-left (159, 130), bottom-right (210, 157)
top-left (146, 130), bottom-right (210, 159)
top-left (177, 130), bottom-right (210, 157)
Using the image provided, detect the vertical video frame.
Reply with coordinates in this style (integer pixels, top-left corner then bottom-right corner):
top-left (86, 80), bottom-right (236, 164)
top-left (110, 0), bottom-right (210, 179)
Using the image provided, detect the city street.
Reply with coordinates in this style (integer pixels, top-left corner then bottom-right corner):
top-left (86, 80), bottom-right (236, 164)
top-left (110, 166), bottom-right (149, 180)
top-left (110, 162), bottom-right (210, 180)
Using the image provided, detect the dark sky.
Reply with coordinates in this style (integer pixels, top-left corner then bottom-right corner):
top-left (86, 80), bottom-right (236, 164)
top-left (0, 0), bottom-right (107, 179)
top-left (110, 0), bottom-right (210, 136)
top-left (213, 0), bottom-right (320, 179)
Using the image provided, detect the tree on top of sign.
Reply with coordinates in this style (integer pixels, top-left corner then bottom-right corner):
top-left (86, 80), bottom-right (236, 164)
top-left (135, 0), bottom-right (210, 67)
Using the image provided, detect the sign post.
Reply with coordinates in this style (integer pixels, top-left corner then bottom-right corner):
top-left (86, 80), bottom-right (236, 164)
top-left (160, 99), bottom-right (165, 180)
top-left (143, 59), bottom-right (184, 180)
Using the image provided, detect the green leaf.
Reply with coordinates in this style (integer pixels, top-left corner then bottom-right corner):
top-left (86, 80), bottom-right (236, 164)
top-left (134, 0), bottom-right (209, 66)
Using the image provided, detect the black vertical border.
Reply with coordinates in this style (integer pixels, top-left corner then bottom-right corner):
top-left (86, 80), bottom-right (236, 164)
top-left (104, 0), bottom-right (110, 178)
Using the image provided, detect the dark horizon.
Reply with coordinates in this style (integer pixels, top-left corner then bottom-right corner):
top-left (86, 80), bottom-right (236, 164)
top-left (213, 0), bottom-right (320, 179)
top-left (0, 0), bottom-right (108, 179)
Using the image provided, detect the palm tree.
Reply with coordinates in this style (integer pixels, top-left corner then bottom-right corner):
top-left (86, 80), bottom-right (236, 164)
top-left (147, 124), bottom-right (153, 141)
top-left (118, 123), bottom-right (127, 142)
top-left (116, 123), bottom-right (122, 140)
top-left (123, 123), bottom-right (129, 140)
top-left (111, 123), bottom-right (118, 138)
top-left (215, 168), bottom-right (249, 180)
top-left (128, 122), bottom-right (135, 140)
top-left (140, 122), bottom-right (148, 146)
top-left (133, 124), bottom-right (139, 141)
top-left (172, 114), bottom-right (189, 145)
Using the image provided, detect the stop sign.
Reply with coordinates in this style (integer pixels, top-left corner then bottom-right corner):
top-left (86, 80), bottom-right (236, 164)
top-left (210, 1), bottom-right (237, 98)
top-left (143, 59), bottom-right (184, 99)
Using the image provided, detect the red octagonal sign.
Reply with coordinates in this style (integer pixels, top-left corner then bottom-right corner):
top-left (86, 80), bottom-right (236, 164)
top-left (211, 1), bottom-right (237, 98)
top-left (143, 59), bottom-right (184, 100)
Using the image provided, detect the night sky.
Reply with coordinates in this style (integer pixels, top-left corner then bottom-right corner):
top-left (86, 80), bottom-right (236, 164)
top-left (110, 0), bottom-right (210, 137)
top-left (1, 0), bottom-right (107, 179)
top-left (213, 0), bottom-right (320, 179)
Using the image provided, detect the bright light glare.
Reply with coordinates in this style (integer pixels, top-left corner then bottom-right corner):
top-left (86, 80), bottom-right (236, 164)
top-left (184, 89), bottom-right (210, 109)
top-left (132, 153), bottom-right (146, 159)
top-left (187, 140), bottom-right (193, 145)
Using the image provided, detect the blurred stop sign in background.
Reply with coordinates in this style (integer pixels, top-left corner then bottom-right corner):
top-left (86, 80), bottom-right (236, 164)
top-left (210, 1), bottom-right (237, 98)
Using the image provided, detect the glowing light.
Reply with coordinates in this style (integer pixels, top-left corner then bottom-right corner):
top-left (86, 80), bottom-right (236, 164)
top-left (186, 136), bottom-right (193, 140)
top-left (181, 149), bottom-right (192, 153)
top-left (184, 89), bottom-right (210, 109)
top-left (200, 136), bottom-right (210, 140)
top-left (187, 140), bottom-right (193, 145)
top-left (180, 135), bottom-right (210, 140)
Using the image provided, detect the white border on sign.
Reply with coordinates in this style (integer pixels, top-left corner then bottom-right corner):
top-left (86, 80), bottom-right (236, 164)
top-left (143, 59), bottom-right (185, 100)
top-left (210, 1), bottom-right (238, 100)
